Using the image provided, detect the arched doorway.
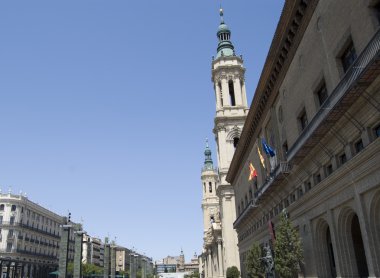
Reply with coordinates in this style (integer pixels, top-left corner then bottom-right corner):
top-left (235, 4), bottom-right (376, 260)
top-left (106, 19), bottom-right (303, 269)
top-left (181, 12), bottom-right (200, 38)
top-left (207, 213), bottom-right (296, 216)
top-left (338, 208), bottom-right (370, 277)
top-left (369, 191), bottom-right (380, 276)
top-left (314, 219), bottom-right (336, 278)
top-left (326, 226), bottom-right (337, 277)
top-left (351, 214), bottom-right (369, 277)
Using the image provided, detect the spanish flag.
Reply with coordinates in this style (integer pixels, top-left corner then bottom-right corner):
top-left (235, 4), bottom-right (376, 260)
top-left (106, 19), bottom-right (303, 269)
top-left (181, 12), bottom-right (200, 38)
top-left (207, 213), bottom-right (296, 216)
top-left (248, 162), bottom-right (258, 181)
top-left (258, 146), bottom-right (266, 168)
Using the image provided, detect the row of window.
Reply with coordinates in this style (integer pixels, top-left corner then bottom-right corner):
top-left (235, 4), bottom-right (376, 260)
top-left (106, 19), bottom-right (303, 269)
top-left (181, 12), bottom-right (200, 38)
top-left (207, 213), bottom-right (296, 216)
top-left (238, 126), bottom-right (380, 242)
top-left (203, 182), bottom-right (216, 194)
top-left (218, 80), bottom-right (243, 108)
top-left (0, 204), bottom-right (17, 211)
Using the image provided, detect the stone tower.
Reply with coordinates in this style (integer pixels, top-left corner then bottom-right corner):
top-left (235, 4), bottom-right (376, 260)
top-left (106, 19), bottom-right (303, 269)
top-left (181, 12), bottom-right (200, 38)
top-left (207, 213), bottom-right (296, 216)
top-left (212, 7), bottom-right (248, 273)
top-left (201, 139), bottom-right (220, 234)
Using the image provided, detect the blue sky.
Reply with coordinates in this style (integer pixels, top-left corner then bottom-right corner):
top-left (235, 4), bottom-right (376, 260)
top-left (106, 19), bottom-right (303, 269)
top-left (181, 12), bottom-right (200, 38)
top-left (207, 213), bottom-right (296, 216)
top-left (0, 1), bottom-right (283, 261)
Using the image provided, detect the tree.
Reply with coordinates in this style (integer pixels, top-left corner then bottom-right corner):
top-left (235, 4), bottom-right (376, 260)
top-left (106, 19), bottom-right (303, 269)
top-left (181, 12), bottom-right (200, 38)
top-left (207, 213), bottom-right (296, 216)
top-left (245, 243), bottom-right (265, 278)
top-left (185, 270), bottom-right (200, 278)
top-left (82, 263), bottom-right (103, 275)
top-left (226, 266), bottom-right (240, 278)
top-left (274, 211), bottom-right (303, 278)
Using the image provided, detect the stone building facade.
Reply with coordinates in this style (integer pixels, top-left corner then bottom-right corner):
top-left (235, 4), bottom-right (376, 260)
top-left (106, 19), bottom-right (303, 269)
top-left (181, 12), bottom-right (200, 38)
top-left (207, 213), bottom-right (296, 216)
top-left (82, 234), bottom-right (104, 267)
top-left (200, 7), bottom-right (249, 278)
top-left (226, 0), bottom-right (380, 277)
top-left (0, 192), bottom-right (74, 277)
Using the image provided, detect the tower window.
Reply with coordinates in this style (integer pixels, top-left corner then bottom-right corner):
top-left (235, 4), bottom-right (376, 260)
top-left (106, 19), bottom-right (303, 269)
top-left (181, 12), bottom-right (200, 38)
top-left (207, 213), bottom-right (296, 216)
top-left (209, 182), bottom-right (212, 193)
top-left (233, 137), bottom-right (239, 149)
top-left (203, 183), bottom-right (206, 193)
top-left (219, 82), bottom-right (223, 106)
top-left (228, 80), bottom-right (236, 106)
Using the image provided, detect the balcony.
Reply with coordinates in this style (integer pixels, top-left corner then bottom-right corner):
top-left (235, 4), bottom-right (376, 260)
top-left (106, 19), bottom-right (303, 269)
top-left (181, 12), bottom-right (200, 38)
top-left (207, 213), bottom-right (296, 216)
top-left (1, 221), bottom-right (18, 227)
top-left (287, 29), bottom-right (380, 164)
top-left (254, 162), bottom-right (291, 201)
top-left (233, 161), bottom-right (291, 229)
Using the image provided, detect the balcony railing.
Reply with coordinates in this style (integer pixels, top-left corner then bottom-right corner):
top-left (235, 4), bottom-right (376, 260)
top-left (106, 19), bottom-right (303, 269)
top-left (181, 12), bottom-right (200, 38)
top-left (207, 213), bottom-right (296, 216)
top-left (254, 162), bottom-right (291, 200)
top-left (234, 161), bottom-right (291, 228)
top-left (287, 28), bottom-right (380, 164)
top-left (0, 221), bottom-right (60, 239)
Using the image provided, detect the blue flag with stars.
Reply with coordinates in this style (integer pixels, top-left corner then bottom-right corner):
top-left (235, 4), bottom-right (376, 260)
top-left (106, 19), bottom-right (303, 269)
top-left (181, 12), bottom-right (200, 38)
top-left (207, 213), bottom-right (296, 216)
top-left (262, 139), bottom-right (276, 157)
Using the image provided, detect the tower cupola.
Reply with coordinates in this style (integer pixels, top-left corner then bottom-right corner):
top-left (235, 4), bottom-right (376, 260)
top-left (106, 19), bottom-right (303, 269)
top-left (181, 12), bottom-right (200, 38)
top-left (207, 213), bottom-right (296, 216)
top-left (203, 139), bottom-right (214, 171)
top-left (216, 8), bottom-right (235, 58)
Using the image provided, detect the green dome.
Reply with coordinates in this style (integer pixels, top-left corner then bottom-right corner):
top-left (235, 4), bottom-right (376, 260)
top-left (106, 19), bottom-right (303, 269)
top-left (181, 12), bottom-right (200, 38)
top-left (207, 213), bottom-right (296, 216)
top-left (218, 23), bottom-right (230, 33)
top-left (215, 8), bottom-right (235, 58)
top-left (203, 139), bottom-right (214, 171)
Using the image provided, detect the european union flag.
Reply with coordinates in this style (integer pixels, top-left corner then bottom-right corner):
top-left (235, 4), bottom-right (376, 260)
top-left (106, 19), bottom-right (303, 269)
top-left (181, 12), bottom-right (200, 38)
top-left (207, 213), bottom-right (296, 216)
top-left (262, 139), bottom-right (276, 157)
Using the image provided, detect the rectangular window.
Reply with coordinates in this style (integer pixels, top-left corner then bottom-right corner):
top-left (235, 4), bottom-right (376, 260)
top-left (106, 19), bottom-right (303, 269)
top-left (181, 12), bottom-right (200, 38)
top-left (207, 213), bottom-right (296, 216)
top-left (297, 187), bottom-right (304, 198)
top-left (298, 110), bottom-right (308, 131)
top-left (10, 216), bottom-right (15, 225)
top-left (282, 141), bottom-right (288, 158)
top-left (316, 83), bottom-right (328, 106)
top-left (314, 173), bottom-right (322, 185)
top-left (290, 192), bottom-right (296, 203)
top-left (355, 139), bottom-right (364, 154)
top-left (341, 41), bottom-right (357, 73)
top-left (305, 181), bottom-right (312, 192)
top-left (373, 2), bottom-right (380, 24)
top-left (374, 124), bottom-right (380, 138)
top-left (339, 152), bottom-right (347, 166)
top-left (6, 242), bottom-right (12, 252)
top-left (326, 164), bottom-right (333, 176)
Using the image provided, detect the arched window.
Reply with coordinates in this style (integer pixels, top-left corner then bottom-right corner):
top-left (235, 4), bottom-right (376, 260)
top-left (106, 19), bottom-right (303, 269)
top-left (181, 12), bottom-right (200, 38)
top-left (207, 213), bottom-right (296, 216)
top-left (209, 182), bottom-right (212, 193)
top-left (249, 189), bottom-right (253, 201)
top-left (11, 205), bottom-right (16, 212)
top-left (229, 80), bottom-right (236, 106)
top-left (233, 137), bottom-right (239, 149)
top-left (245, 195), bottom-right (248, 206)
top-left (219, 82), bottom-right (223, 106)
top-left (203, 183), bottom-right (206, 193)
top-left (0, 204), bottom-right (4, 211)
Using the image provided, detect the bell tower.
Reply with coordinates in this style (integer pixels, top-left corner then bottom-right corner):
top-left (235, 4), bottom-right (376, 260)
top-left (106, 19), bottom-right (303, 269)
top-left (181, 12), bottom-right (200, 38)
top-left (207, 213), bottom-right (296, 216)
top-left (212, 7), bottom-right (248, 272)
top-left (201, 139), bottom-right (219, 235)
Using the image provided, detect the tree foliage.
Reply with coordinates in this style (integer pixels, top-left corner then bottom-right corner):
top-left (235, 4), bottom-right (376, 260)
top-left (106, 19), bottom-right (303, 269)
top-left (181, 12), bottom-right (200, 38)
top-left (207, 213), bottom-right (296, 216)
top-left (245, 243), bottom-right (265, 278)
top-left (82, 263), bottom-right (103, 275)
top-left (226, 266), bottom-right (240, 278)
top-left (274, 211), bottom-right (303, 278)
top-left (184, 270), bottom-right (200, 278)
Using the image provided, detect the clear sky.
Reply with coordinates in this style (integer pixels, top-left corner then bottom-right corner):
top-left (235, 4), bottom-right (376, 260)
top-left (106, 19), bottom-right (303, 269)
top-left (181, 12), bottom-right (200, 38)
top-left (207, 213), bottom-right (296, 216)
top-left (0, 1), bottom-right (284, 261)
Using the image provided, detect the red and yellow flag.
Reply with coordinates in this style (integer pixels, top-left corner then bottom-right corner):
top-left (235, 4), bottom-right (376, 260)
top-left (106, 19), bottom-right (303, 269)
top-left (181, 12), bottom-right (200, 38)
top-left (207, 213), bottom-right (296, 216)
top-left (258, 146), bottom-right (265, 169)
top-left (248, 162), bottom-right (258, 181)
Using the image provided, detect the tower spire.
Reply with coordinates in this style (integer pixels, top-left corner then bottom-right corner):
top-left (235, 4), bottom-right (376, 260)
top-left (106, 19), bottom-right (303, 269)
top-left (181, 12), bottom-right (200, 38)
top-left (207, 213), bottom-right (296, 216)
top-left (216, 6), bottom-right (235, 58)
